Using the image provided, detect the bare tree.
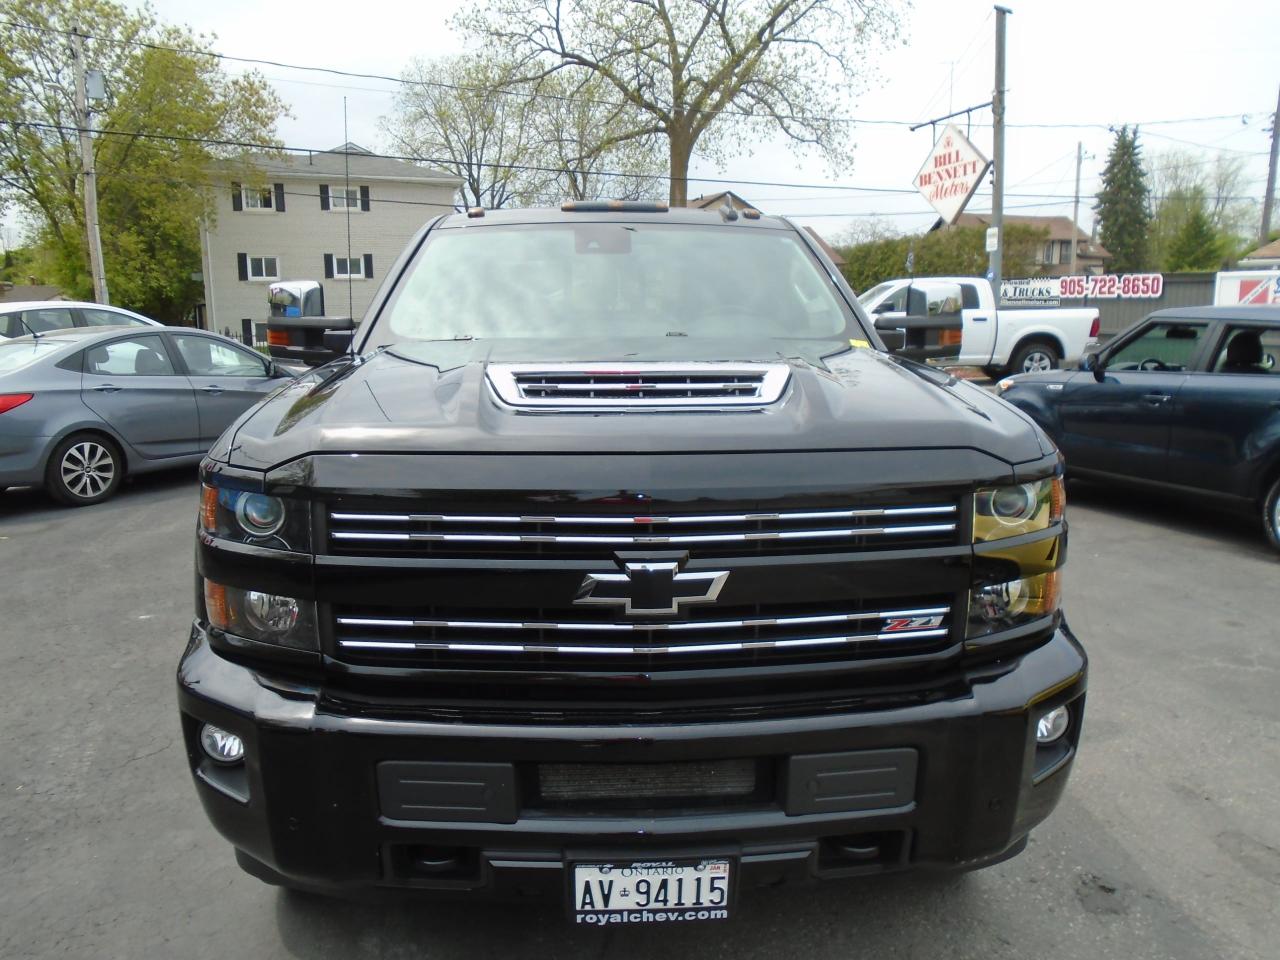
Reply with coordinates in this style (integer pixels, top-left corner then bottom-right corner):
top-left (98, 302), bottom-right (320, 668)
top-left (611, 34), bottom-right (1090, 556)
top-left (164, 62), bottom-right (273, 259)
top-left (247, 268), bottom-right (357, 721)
top-left (384, 56), bottom-right (544, 209)
top-left (456, 0), bottom-right (904, 205)
top-left (526, 73), bottom-right (665, 202)
top-left (1147, 150), bottom-right (1258, 267)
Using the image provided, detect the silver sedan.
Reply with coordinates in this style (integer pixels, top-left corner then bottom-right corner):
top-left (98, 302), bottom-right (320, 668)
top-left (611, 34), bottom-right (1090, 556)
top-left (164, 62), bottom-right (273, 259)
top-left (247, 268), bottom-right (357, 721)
top-left (0, 326), bottom-right (295, 505)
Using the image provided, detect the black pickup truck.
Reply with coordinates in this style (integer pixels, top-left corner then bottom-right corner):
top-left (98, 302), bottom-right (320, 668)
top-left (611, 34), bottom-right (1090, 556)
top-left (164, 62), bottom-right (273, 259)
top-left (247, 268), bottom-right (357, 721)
top-left (179, 204), bottom-right (1084, 920)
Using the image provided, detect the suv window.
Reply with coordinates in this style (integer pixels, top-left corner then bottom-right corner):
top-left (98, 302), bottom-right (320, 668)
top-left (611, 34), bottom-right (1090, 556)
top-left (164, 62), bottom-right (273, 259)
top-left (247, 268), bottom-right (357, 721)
top-left (1211, 326), bottom-right (1279, 375)
top-left (83, 335), bottom-right (175, 376)
top-left (1108, 321), bottom-right (1207, 372)
top-left (81, 307), bottom-right (150, 328)
top-left (3, 308), bottom-right (76, 338)
top-left (173, 334), bottom-right (267, 377)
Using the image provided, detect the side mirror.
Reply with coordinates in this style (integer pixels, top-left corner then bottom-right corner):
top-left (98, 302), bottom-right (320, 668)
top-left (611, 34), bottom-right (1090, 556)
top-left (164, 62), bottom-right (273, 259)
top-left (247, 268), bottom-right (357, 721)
top-left (877, 329), bottom-right (906, 353)
top-left (322, 328), bottom-right (354, 356)
top-left (873, 315), bottom-right (902, 330)
top-left (1082, 351), bottom-right (1107, 381)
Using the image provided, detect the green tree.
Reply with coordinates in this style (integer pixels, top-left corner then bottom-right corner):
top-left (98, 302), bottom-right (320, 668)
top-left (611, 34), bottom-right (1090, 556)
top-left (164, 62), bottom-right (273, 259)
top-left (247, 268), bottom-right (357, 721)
top-left (1093, 125), bottom-right (1152, 272)
top-left (0, 0), bottom-right (286, 320)
top-left (456, 0), bottom-right (905, 206)
top-left (1164, 188), bottom-right (1223, 271)
top-left (838, 225), bottom-right (1046, 294)
top-left (1147, 150), bottom-right (1256, 269)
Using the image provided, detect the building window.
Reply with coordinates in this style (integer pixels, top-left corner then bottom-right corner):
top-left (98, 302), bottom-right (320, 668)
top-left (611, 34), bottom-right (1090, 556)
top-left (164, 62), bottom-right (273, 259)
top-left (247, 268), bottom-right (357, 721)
top-left (331, 187), bottom-right (359, 210)
top-left (1041, 242), bottom-right (1054, 265)
top-left (242, 187), bottom-right (273, 210)
top-left (1059, 240), bottom-right (1074, 265)
top-left (333, 256), bottom-right (363, 279)
top-left (249, 256), bottom-right (279, 280)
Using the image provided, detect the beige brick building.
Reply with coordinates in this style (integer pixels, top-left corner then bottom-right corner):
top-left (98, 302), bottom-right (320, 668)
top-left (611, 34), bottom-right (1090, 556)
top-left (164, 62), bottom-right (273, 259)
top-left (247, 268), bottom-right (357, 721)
top-left (199, 144), bottom-right (460, 338)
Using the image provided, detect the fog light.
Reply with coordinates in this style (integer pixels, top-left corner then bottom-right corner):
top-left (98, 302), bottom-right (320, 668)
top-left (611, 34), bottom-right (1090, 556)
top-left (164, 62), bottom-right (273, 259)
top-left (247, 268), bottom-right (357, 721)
top-left (1036, 705), bottom-right (1069, 744)
top-left (235, 493), bottom-right (285, 537)
top-left (200, 724), bottom-right (245, 764)
top-left (244, 591), bottom-right (300, 636)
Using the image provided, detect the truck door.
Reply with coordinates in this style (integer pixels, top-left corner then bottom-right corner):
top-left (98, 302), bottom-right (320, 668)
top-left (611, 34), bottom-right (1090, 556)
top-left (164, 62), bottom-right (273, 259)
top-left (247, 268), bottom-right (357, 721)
top-left (870, 281), bottom-right (964, 364)
top-left (956, 282), bottom-right (996, 366)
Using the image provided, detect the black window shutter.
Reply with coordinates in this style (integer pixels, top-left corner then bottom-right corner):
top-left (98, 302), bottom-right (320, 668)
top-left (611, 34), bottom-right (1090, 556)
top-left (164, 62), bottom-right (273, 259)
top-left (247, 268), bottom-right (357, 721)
top-left (362, 253), bottom-right (373, 278)
top-left (236, 252), bottom-right (248, 281)
top-left (274, 183), bottom-right (285, 212)
top-left (319, 184), bottom-right (330, 210)
top-left (323, 254), bottom-right (334, 279)
top-left (231, 182), bottom-right (242, 211)
top-left (359, 185), bottom-right (370, 212)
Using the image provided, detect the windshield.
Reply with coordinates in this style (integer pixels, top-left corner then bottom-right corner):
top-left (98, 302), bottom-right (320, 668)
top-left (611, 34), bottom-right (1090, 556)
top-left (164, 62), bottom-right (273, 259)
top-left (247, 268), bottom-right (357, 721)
top-left (370, 222), bottom-right (859, 347)
top-left (0, 339), bottom-right (65, 373)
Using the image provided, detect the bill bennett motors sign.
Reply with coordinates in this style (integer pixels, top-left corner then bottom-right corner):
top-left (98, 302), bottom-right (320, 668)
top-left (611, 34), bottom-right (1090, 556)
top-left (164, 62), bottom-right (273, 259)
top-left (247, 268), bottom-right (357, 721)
top-left (915, 123), bottom-right (991, 224)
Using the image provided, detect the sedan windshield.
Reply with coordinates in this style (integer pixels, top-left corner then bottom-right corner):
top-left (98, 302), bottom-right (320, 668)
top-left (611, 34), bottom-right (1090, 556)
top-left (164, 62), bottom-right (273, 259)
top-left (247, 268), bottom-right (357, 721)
top-left (371, 222), bottom-right (856, 346)
top-left (0, 339), bottom-right (65, 373)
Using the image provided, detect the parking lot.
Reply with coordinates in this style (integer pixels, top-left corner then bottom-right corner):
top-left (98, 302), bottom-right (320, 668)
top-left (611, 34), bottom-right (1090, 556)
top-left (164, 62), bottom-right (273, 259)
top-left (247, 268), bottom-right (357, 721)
top-left (1, 471), bottom-right (1278, 960)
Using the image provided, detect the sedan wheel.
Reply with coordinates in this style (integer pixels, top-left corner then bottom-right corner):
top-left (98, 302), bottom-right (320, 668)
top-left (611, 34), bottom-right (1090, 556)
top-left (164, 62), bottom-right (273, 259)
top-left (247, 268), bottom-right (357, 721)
top-left (46, 434), bottom-right (123, 506)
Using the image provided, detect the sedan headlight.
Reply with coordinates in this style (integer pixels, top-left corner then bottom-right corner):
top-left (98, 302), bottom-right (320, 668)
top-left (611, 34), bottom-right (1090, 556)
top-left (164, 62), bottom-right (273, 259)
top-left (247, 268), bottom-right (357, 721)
top-left (200, 483), bottom-right (309, 551)
top-left (973, 476), bottom-right (1064, 542)
top-left (967, 569), bottom-right (1061, 639)
top-left (203, 579), bottom-right (317, 650)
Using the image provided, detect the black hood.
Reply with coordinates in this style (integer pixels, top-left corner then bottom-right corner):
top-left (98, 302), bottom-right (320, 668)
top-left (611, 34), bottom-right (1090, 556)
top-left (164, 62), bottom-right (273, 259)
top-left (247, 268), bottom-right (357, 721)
top-left (218, 338), bottom-right (1051, 471)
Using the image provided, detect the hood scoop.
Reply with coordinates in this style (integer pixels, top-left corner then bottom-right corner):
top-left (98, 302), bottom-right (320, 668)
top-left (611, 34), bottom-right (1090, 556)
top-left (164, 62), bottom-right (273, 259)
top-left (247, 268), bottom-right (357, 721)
top-left (486, 362), bottom-right (791, 411)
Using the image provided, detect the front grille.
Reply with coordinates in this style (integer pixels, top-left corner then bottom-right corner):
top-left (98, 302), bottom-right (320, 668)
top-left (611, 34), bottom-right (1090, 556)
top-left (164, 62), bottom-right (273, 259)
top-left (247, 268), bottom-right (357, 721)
top-left (327, 502), bottom-right (959, 560)
top-left (331, 597), bottom-right (954, 672)
top-left (486, 362), bottom-right (791, 409)
top-left (536, 759), bottom-right (759, 806)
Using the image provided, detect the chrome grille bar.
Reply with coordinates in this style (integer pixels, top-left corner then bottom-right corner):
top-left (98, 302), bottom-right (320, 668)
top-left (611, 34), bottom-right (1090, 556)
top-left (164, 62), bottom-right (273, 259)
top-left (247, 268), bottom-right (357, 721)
top-left (337, 606), bottom-right (948, 633)
top-left (487, 362), bottom-right (791, 409)
top-left (331, 523), bottom-right (956, 545)
top-left (330, 505), bottom-right (957, 525)
top-left (338, 628), bottom-right (950, 656)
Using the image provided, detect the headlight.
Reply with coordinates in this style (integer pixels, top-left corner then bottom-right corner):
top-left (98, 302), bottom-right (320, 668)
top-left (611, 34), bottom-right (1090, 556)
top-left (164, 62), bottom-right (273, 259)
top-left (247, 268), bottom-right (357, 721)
top-left (967, 569), bottom-right (1061, 638)
top-left (973, 476), bottom-right (1064, 542)
top-left (203, 579), bottom-right (317, 649)
top-left (200, 483), bottom-right (309, 551)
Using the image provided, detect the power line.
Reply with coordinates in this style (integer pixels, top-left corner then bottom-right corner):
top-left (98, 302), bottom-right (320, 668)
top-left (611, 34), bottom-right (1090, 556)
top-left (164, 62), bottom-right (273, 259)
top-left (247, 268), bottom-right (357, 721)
top-left (7, 119), bottom-right (1270, 207)
top-left (0, 17), bottom-right (1269, 133)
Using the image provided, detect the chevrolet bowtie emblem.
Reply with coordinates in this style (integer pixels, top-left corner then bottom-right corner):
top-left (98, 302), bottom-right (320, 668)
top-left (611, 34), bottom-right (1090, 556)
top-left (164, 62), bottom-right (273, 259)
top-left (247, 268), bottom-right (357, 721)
top-left (574, 561), bottom-right (729, 616)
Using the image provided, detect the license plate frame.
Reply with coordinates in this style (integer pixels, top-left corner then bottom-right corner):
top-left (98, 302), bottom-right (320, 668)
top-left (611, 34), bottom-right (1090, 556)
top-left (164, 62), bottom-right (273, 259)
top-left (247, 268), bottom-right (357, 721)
top-left (569, 857), bottom-right (734, 926)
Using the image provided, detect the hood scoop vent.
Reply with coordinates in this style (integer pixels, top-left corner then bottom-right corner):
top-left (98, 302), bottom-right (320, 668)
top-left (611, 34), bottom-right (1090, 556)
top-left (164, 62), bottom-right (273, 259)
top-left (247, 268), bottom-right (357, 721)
top-left (487, 362), bottom-right (791, 410)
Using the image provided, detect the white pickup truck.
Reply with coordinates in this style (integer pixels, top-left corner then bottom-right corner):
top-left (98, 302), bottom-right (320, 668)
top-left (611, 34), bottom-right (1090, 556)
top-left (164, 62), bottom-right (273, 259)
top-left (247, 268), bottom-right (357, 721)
top-left (858, 276), bottom-right (1100, 376)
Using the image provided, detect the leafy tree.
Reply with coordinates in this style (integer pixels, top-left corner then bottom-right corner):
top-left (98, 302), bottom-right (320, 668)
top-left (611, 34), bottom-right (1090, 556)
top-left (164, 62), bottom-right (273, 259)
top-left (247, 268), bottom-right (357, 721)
top-left (456, 0), bottom-right (904, 206)
top-left (0, 0), bottom-right (286, 320)
top-left (1093, 125), bottom-right (1152, 272)
top-left (838, 225), bottom-right (1046, 294)
top-left (1147, 150), bottom-right (1256, 269)
top-left (1164, 188), bottom-right (1223, 271)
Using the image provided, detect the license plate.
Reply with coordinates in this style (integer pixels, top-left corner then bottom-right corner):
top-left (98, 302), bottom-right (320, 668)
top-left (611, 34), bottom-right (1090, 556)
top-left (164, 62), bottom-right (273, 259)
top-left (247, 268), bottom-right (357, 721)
top-left (571, 858), bottom-right (732, 925)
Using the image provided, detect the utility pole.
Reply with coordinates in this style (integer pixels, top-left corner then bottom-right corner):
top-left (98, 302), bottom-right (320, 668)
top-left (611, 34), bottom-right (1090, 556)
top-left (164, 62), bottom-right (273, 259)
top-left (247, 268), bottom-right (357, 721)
top-left (1070, 141), bottom-right (1083, 276)
top-left (989, 6), bottom-right (1010, 303)
top-left (71, 26), bottom-right (108, 304)
top-left (1261, 83), bottom-right (1279, 245)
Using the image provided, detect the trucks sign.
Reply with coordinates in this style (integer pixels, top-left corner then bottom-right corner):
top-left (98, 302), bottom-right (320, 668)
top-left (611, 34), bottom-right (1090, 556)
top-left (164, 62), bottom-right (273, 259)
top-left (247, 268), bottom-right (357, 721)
top-left (914, 124), bottom-right (991, 224)
top-left (1001, 274), bottom-right (1165, 304)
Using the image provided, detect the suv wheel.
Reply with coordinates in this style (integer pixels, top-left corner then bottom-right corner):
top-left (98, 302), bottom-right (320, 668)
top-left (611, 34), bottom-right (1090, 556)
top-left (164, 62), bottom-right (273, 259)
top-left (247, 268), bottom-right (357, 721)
top-left (1264, 477), bottom-right (1280, 554)
top-left (1011, 340), bottom-right (1060, 374)
top-left (46, 433), bottom-right (123, 506)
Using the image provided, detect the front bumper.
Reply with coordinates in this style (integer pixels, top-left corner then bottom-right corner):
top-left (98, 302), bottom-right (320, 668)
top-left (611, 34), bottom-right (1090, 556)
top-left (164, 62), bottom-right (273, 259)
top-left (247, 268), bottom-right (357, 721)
top-left (177, 622), bottom-right (1086, 900)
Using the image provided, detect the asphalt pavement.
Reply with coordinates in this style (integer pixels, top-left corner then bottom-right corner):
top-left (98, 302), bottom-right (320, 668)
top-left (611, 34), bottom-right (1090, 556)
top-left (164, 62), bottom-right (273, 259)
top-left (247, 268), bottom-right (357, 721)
top-left (1, 470), bottom-right (1278, 959)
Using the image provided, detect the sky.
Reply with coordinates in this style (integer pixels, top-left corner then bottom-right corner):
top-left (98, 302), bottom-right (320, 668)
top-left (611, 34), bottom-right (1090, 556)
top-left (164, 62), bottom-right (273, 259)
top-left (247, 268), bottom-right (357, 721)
top-left (5, 0), bottom-right (1278, 250)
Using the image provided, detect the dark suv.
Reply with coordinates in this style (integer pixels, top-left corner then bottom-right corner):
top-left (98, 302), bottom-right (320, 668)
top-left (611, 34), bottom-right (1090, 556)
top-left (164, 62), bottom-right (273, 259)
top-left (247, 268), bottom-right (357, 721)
top-left (179, 203), bottom-right (1084, 921)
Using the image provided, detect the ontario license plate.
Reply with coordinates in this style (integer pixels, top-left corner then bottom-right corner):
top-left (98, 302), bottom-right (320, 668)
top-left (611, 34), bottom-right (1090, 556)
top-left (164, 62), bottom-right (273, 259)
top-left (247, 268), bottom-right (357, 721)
top-left (572, 858), bottom-right (732, 925)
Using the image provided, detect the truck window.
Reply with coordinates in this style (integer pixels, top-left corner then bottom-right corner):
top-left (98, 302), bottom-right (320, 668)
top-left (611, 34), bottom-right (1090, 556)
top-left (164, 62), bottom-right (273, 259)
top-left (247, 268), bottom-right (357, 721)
top-left (924, 284), bottom-right (963, 316)
top-left (375, 224), bottom-right (857, 345)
